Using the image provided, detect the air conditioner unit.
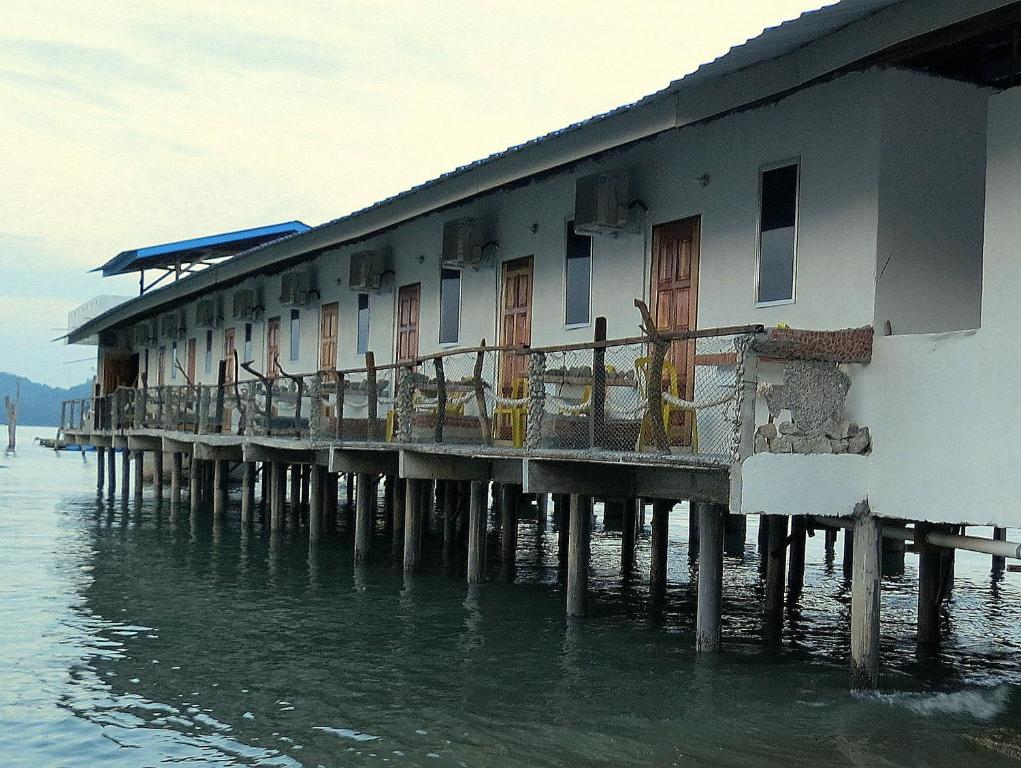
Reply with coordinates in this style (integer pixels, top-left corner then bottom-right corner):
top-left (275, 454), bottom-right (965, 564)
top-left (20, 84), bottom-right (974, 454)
top-left (233, 289), bottom-right (255, 320)
top-left (195, 296), bottom-right (222, 328)
top-left (160, 311), bottom-right (186, 339)
top-left (574, 171), bottom-right (630, 235)
top-left (442, 218), bottom-right (489, 268)
top-left (134, 321), bottom-right (156, 347)
top-left (349, 251), bottom-right (384, 291)
top-left (280, 266), bottom-right (319, 305)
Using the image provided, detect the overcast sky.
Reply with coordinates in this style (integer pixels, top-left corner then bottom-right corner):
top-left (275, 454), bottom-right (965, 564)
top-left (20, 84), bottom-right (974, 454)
top-left (2, 0), bottom-right (825, 387)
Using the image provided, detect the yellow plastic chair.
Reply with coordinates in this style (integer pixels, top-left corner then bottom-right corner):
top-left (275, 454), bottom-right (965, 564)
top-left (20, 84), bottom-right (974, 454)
top-left (634, 356), bottom-right (699, 451)
top-left (493, 377), bottom-right (528, 447)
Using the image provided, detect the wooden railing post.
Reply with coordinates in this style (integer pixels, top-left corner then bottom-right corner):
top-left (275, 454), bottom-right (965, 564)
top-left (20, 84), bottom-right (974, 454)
top-left (526, 350), bottom-right (546, 450)
top-left (308, 373), bottom-right (323, 440)
top-left (214, 360), bottom-right (227, 433)
top-left (396, 364), bottom-right (414, 443)
top-left (335, 371), bottom-right (346, 440)
top-left (197, 387), bottom-right (210, 434)
top-left (473, 340), bottom-right (492, 445)
top-left (589, 316), bottom-right (607, 449)
top-left (433, 357), bottom-right (446, 443)
top-left (365, 352), bottom-right (378, 441)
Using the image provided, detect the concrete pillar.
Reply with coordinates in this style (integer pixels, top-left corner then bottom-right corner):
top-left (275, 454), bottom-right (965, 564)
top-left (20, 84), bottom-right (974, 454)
top-left (788, 516), bottom-right (807, 600)
top-left (271, 462), bottom-right (286, 531)
top-left (566, 494), bottom-right (591, 618)
top-left (724, 511), bottom-right (746, 557)
top-left (764, 514), bottom-right (788, 625)
top-left (153, 448), bottom-right (164, 495)
top-left (992, 527), bottom-right (1007, 574)
top-left (467, 480), bottom-right (487, 585)
top-left (189, 458), bottom-right (201, 516)
top-left (96, 446), bottom-right (106, 491)
top-left (212, 459), bottom-right (225, 519)
top-left (354, 472), bottom-right (373, 563)
top-left (241, 461), bottom-right (255, 525)
top-left (650, 499), bottom-right (671, 603)
top-left (621, 497), bottom-right (638, 576)
top-left (107, 446), bottom-right (117, 495)
top-left (309, 466), bottom-right (325, 542)
top-left (170, 452), bottom-right (182, 505)
top-left (696, 502), bottom-right (725, 652)
top-left (403, 478), bottom-right (424, 574)
top-left (500, 484), bottom-right (518, 580)
top-left (850, 503), bottom-right (881, 690)
top-left (916, 522), bottom-right (941, 646)
top-left (121, 449), bottom-right (131, 497)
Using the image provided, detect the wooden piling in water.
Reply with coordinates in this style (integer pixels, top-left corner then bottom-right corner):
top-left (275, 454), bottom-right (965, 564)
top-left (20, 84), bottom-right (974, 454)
top-left (309, 466), bottom-right (325, 542)
top-left (843, 528), bottom-right (854, 579)
top-left (403, 478), bottom-right (424, 574)
top-left (688, 501), bottom-right (700, 559)
top-left (345, 473), bottom-right (354, 508)
top-left (850, 502), bottom-right (881, 690)
top-left (993, 527), bottom-right (1008, 574)
top-left (290, 464), bottom-right (301, 511)
top-left (189, 458), bottom-right (201, 516)
top-left (824, 528), bottom-right (837, 560)
top-left (391, 477), bottom-right (405, 560)
top-left (650, 499), bottom-right (671, 604)
top-left (213, 459), bottom-right (227, 520)
top-left (763, 514), bottom-right (788, 629)
top-left (467, 480), bottom-right (487, 584)
top-left (382, 475), bottom-right (395, 538)
top-left (96, 447), bottom-right (106, 491)
top-left (757, 515), bottom-right (769, 574)
top-left (566, 494), bottom-right (591, 618)
top-left (621, 497), bottom-right (638, 576)
top-left (443, 480), bottom-right (458, 566)
top-left (107, 447), bottom-right (117, 496)
top-left (354, 472), bottom-right (373, 563)
top-left (556, 494), bottom-right (570, 568)
top-left (241, 462), bottom-right (255, 525)
top-left (696, 502), bottom-right (725, 652)
top-left (270, 462), bottom-right (286, 531)
top-left (170, 452), bottom-right (182, 505)
top-left (120, 449), bottom-right (131, 498)
top-left (324, 472), bottom-right (338, 529)
top-left (788, 516), bottom-right (807, 600)
top-left (300, 466), bottom-right (310, 507)
top-left (500, 484), bottom-right (518, 580)
top-left (723, 510), bottom-right (746, 557)
top-left (916, 522), bottom-right (941, 646)
top-left (153, 448), bottom-right (163, 496)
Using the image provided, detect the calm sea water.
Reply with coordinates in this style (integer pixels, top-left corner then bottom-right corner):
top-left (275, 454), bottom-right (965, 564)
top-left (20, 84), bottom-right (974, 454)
top-left (1, 426), bottom-right (1019, 767)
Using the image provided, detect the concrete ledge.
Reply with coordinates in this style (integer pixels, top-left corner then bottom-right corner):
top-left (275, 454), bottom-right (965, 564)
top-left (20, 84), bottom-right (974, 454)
top-left (331, 447), bottom-right (399, 475)
top-left (522, 458), bottom-right (729, 502)
top-left (740, 452), bottom-right (868, 518)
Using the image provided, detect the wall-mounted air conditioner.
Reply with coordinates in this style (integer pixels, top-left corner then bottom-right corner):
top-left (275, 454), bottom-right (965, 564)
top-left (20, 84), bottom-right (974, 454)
top-left (442, 218), bottom-right (493, 268)
top-left (232, 289), bottom-right (255, 320)
top-left (348, 251), bottom-right (386, 291)
top-left (195, 296), bottom-right (223, 328)
top-left (159, 311), bottom-right (186, 340)
top-left (280, 266), bottom-right (319, 305)
top-left (574, 171), bottom-right (630, 235)
top-left (134, 320), bottom-right (157, 347)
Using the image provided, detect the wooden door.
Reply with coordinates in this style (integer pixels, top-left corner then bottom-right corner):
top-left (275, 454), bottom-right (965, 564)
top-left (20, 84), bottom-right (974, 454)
top-left (186, 339), bottom-right (197, 384)
top-left (396, 284), bottom-right (420, 363)
top-left (266, 317), bottom-right (281, 377)
top-left (223, 327), bottom-right (236, 384)
top-left (500, 257), bottom-right (533, 393)
top-left (320, 302), bottom-right (339, 370)
top-left (651, 217), bottom-right (700, 443)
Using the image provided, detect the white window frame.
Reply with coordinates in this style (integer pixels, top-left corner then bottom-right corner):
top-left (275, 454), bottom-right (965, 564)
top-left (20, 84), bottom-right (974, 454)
top-left (563, 219), bottom-right (593, 330)
top-left (438, 266), bottom-right (462, 346)
top-left (754, 158), bottom-right (801, 308)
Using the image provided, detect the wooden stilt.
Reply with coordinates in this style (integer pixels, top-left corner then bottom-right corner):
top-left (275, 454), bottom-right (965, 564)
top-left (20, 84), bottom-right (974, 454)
top-left (96, 446), bottom-right (106, 491)
top-left (122, 449), bottom-right (132, 497)
top-left (354, 472), bottom-right (373, 563)
top-left (213, 459), bottom-right (226, 519)
top-left (500, 483), bottom-right (518, 580)
top-left (346, 473), bottom-right (354, 507)
top-left (170, 452), bottom-right (182, 505)
top-left (757, 515), bottom-right (770, 574)
top-left (916, 522), bottom-right (941, 645)
top-left (696, 502), bottom-right (725, 652)
top-left (688, 501), bottom-right (699, 559)
top-left (271, 462), bottom-right (286, 531)
top-left (324, 472), bottom-right (338, 529)
top-left (788, 516), bottom-right (807, 600)
top-left (300, 466), bottom-right (310, 507)
top-left (309, 466), bottom-right (325, 542)
top-left (566, 494), bottom-right (591, 617)
top-left (260, 461), bottom-right (269, 503)
top-left (650, 499), bottom-right (671, 603)
top-left (556, 494), bottom-right (570, 568)
top-left (992, 527), bottom-right (1007, 574)
top-left (241, 461), bottom-right (255, 525)
top-left (403, 478), bottom-right (423, 574)
top-left (824, 528), bottom-right (837, 560)
top-left (392, 477), bottom-right (405, 560)
top-left (764, 515), bottom-right (788, 624)
top-left (189, 458), bottom-right (201, 516)
top-left (467, 480), bottom-right (487, 584)
top-left (723, 510), bottom-right (746, 557)
top-left (843, 527), bottom-right (854, 578)
top-left (107, 446), bottom-right (117, 495)
top-left (443, 480), bottom-right (457, 567)
top-left (621, 497), bottom-right (638, 576)
top-left (382, 475), bottom-right (395, 538)
top-left (536, 492), bottom-right (548, 534)
top-left (850, 502), bottom-right (881, 690)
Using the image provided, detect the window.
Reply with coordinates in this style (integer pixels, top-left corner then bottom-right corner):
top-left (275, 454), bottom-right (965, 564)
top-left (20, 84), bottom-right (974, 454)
top-left (565, 221), bottom-right (592, 326)
top-left (289, 308), bottom-right (300, 362)
top-left (356, 293), bottom-right (370, 355)
top-left (243, 323), bottom-right (253, 362)
top-left (757, 163), bottom-right (799, 304)
top-left (439, 268), bottom-right (461, 344)
top-left (204, 330), bottom-right (213, 375)
top-left (170, 341), bottom-right (178, 380)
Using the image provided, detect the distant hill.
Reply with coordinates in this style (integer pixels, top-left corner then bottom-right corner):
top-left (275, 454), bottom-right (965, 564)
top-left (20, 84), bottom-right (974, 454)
top-left (0, 373), bottom-right (93, 428)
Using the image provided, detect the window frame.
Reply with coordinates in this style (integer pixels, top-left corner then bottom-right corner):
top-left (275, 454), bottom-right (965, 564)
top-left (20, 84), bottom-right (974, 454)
top-left (356, 293), bottom-right (370, 356)
top-left (754, 158), bottom-right (801, 308)
top-left (438, 266), bottom-right (462, 346)
top-left (563, 220), bottom-right (593, 329)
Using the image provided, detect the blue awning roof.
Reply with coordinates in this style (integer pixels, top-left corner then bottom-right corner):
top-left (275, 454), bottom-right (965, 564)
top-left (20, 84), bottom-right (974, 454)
top-left (94, 221), bottom-right (311, 277)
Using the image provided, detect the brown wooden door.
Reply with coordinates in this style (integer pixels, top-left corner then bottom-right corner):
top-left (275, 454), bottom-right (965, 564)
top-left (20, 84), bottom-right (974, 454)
top-left (186, 339), bottom-right (197, 383)
top-left (651, 217), bottom-right (700, 443)
top-left (320, 302), bottom-right (339, 370)
top-left (267, 317), bottom-right (281, 377)
top-left (223, 327), bottom-right (236, 384)
top-left (500, 257), bottom-right (533, 393)
top-left (396, 284), bottom-right (420, 363)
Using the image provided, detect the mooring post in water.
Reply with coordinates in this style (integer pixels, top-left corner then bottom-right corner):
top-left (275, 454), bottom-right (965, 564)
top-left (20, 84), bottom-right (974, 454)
top-left (270, 462), bottom-right (286, 531)
top-left (189, 458), bottom-right (201, 516)
top-left (764, 515), bottom-right (788, 630)
top-left (992, 527), bottom-right (1008, 574)
top-left (850, 501), bottom-right (881, 690)
top-left (696, 502), bottom-right (725, 653)
top-left (107, 446), bottom-right (117, 496)
top-left (241, 462), bottom-right (255, 525)
top-left (213, 459), bottom-right (227, 520)
top-left (403, 478), bottom-right (424, 574)
top-left (467, 480), bottom-right (488, 584)
top-left (788, 516), bottom-right (807, 601)
top-left (170, 452), bottom-right (182, 505)
top-left (566, 494), bottom-right (591, 618)
top-left (354, 472), bottom-right (373, 563)
top-left (621, 497), bottom-right (638, 576)
top-left (916, 522), bottom-right (941, 646)
top-left (650, 499), bottom-right (672, 604)
top-left (153, 448), bottom-right (164, 496)
top-left (96, 447), bottom-right (106, 491)
top-left (500, 484), bottom-right (519, 581)
top-left (309, 465), bottom-right (325, 543)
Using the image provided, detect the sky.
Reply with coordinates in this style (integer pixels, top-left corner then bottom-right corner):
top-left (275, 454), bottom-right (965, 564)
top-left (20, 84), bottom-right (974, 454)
top-left (1, 0), bottom-right (827, 388)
